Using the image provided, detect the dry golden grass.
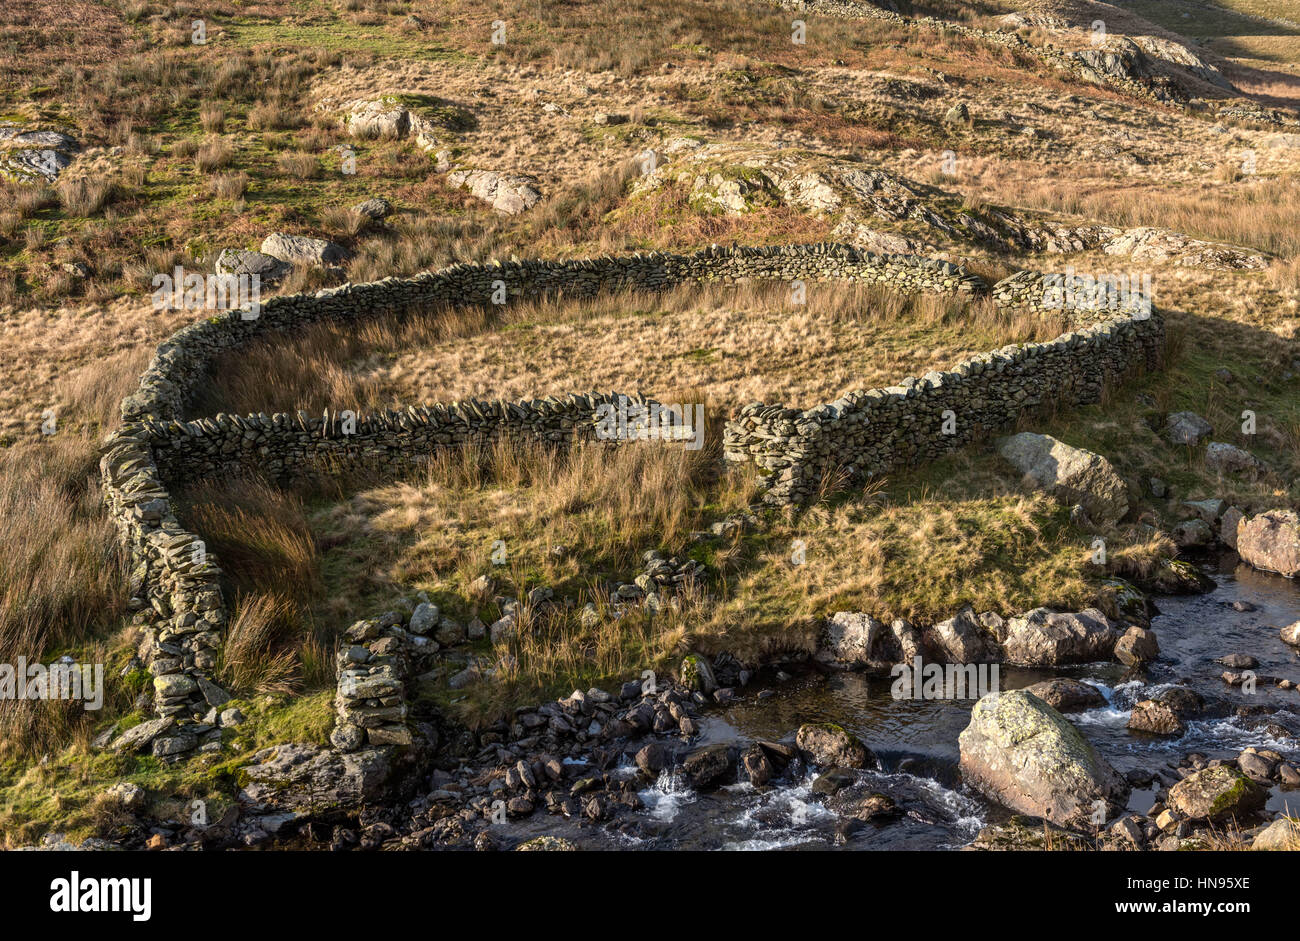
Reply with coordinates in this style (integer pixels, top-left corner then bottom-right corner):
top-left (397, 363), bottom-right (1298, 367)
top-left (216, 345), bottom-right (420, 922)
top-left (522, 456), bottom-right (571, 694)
top-left (0, 437), bottom-right (130, 755)
top-left (275, 150), bottom-right (321, 179)
top-left (219, 593), bottom-right (303, 696)
top-left (247, 100), bottom-right (301, 131)
top-left (54, 177), bottom-right (116, 217)
top-left (299, 431), bottom-right (746, 719)
top-left (199, 102), bottom-right (225, 133)
top-left (196, 279), bottom-right (1063, 418)
top-left (981, 175), bottom-right (1300, 260)
top-left (207, 171), bottom-right (249, 201)
top-left (194, 137), bottom-right (235, 174)
top-left (178, 477), bottom-right (319, 598)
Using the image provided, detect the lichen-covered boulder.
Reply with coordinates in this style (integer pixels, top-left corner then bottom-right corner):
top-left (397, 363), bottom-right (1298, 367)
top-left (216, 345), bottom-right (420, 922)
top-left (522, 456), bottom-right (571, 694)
top-left (1236, 510), bottom-right (1300, 579)
top-left (447, 169), bottom-right (541, 214)
top-left (240, 743), bottom-right (396, 810)
top-left (796, 723), bottom-right (873, 769)
top-left (1167, 766), bottom-right (1267, 822)
top-left (516, 836), bottom-right (577, 851)
top-left (215, 248), bottom-right (291, 285)
top-left (996, 433), bottom-right (1129, 526)
top-left (958, 690), bottom-right (1128, 828)
top-left (1252, 817), bottom-right (1300, 851)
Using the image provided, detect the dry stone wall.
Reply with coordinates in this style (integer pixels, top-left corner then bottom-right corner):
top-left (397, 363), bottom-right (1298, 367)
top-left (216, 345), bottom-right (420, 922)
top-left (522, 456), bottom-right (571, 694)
top-left (723, 308), bottom-right (1163, 505)
top-left (101, 242), bottom-right (1163, 743)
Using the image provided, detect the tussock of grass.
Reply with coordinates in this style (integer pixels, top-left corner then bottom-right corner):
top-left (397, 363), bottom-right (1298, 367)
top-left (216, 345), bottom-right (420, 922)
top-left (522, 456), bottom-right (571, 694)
top-left (220, 594), bottom-right (305, 697)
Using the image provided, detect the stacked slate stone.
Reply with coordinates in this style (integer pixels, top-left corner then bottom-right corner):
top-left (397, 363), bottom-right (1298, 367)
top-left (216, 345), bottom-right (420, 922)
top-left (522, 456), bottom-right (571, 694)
top-left (992, 269), bottom-right (1149, 323)
top-left (139, 392), bottom-right (657, 487)
top-left (332, 615), bottom-right (414, 751)
top-left (100, 430), bottom-right (228, 745)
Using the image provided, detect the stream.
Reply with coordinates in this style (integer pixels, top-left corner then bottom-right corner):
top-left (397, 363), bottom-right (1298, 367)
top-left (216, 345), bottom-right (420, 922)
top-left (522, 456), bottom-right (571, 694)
top-left (500, 554), bottom-right (1300, 850)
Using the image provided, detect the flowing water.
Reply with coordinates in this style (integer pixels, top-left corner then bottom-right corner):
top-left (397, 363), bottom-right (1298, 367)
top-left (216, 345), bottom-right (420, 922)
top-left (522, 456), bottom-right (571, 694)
top-left (503, 555), bottom-right (1300, 850)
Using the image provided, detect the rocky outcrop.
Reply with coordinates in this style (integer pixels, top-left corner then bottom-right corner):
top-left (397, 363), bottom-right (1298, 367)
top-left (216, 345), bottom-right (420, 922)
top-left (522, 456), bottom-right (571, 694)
top-left (1236, 510), bottom-right (1300, 578)
top-left (1100, 227), bottom-right (1266, 271)
top-left (330, 95), bottom-right (474, 150)
top-left (0, 123), bottom-right (79, 182)
top-left (997, 433), bottom-right (1129, 526)
top-left (958, 690), bottom-right (1128, 828)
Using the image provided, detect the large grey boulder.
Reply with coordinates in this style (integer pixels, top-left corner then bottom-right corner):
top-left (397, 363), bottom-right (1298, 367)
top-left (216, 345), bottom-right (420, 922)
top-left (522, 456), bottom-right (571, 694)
top-left (342, 99), bottom-right (410, 139)
top-left (958, 690), bottom-right (1128, 828)
top-left (796, 723), bottom-right (873, 769)
top-left (215, 249), bottom-right (291, 284)
top-left (1113, 625), bottom-right (1159, 666)
top-left (1165, 411), bottom-right (1212, 446)
top-left (447, 169), bottom-right (541, 214)
top-left (1000, 607), bottom-right (1121, 666)
top-left (1236, 510), bottom-right (1300, 578)
top-left (1204, 441), bottom-right (1263, 476)
top-left (996, 433), bottom-right (1129, 526)
top-left (926, 606), bottom-right (1001, 663)
top-left (1252, 817), bottom-right (1300, 850)
top-left (240, 743), bottom-right (395, 810)
top-left (1023, 677), bottom-right (1106, 712)
top-left (260, 232), bottom-right (348, 267)
top-left (818, 611), bottom-right (886, 667)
